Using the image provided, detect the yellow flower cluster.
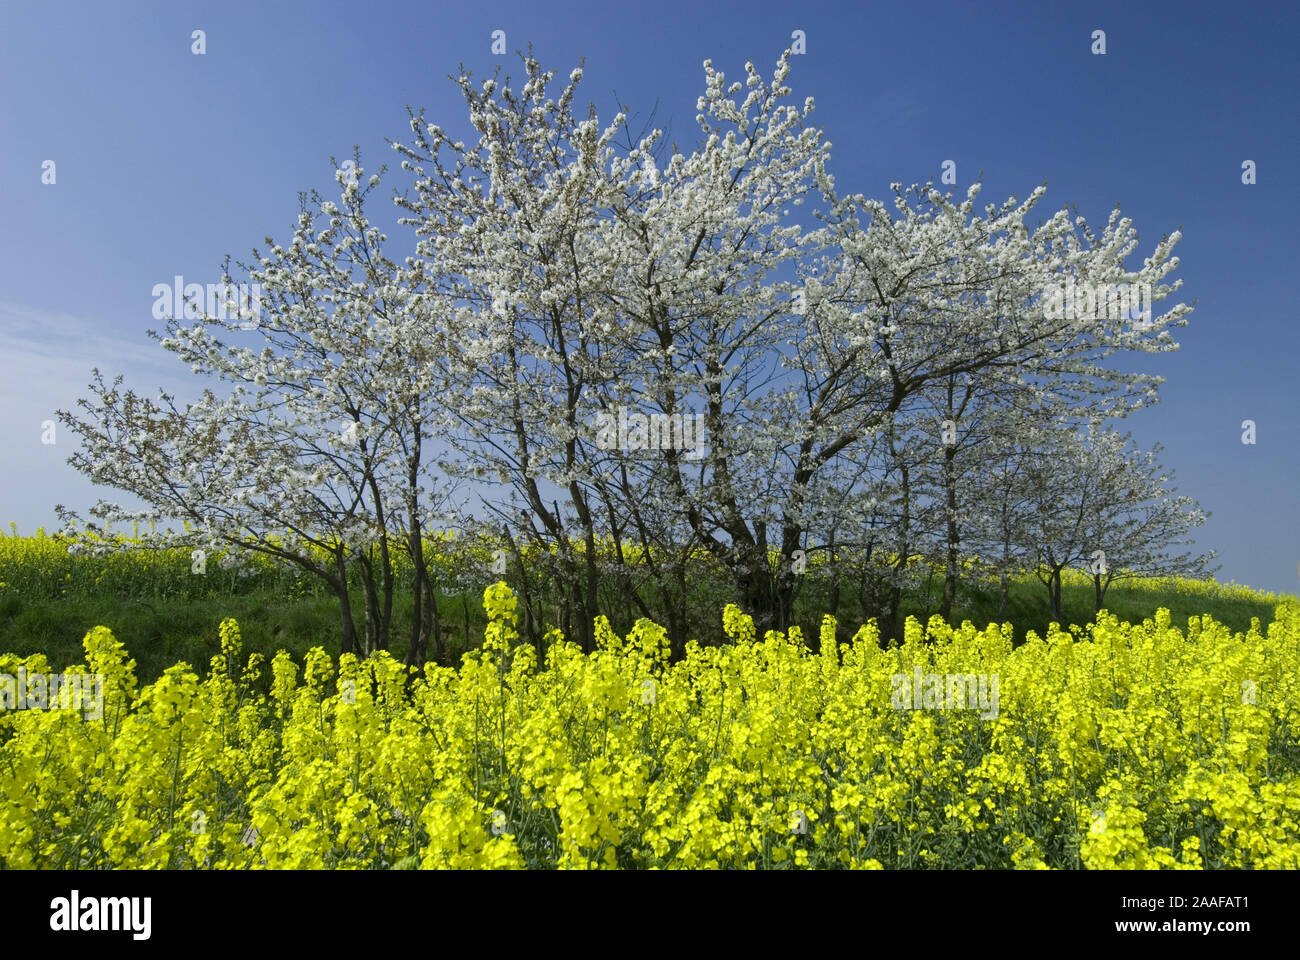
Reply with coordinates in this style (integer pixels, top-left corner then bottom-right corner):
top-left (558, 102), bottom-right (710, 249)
top-left (2, 587), bottom-right (1297, 869)
top-left (0, 525), bottom-right (318, 600)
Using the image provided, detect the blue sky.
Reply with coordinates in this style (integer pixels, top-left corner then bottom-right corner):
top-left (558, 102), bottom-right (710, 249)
top-left (1, 0), bottom-right (1296, 593)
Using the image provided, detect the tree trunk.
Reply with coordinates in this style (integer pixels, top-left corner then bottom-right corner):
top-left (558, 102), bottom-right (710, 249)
top-left (1048, 568), bottom-right (1064, 624)
top-left (503, 521), bottom-right (540, 648)
top-left (358, 553), bottom-right (381, 655)
top-left (885, 576), bottom-right (903, 646)
top-left (827, 530), bottom-right (841, 618)
top-left (334, 549), bottom-right (359, 656)
top-left (737, 538), bottom-right (778, 635)
top-left (425, 573), bottom-right (441, 665)
top-left (888, 451), bottom-right (912, 645)
top-left (584, 524), bottom-right (599, 652)
top-left (404, 505), bottom-right (431, 670)
top-left (363, 468), bottom-right (394, 652)
top-left (940, 442), bottom-right (960, 621)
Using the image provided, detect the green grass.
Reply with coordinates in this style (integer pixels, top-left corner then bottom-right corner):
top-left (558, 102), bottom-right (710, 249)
top-left (1, 571), bottom-right (1286, 685)
top-left (905, 575), bottom-right (1279, 645)
top-left (0, 589), bottom-right (493, 682)
top-left (2, 526), bottom-right (1287, 681)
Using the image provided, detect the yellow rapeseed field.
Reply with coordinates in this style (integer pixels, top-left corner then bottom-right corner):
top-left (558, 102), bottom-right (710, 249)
top-left (1, 582), bottom-right (1297, 869)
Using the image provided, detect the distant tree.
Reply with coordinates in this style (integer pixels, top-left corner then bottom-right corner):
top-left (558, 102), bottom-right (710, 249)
top-left (1078, 436), bottom-right (1217, 613)
top-left (1012, 423), bottom-right (1215, 623)
top-left (58, 159), bottom-right (461, 663)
